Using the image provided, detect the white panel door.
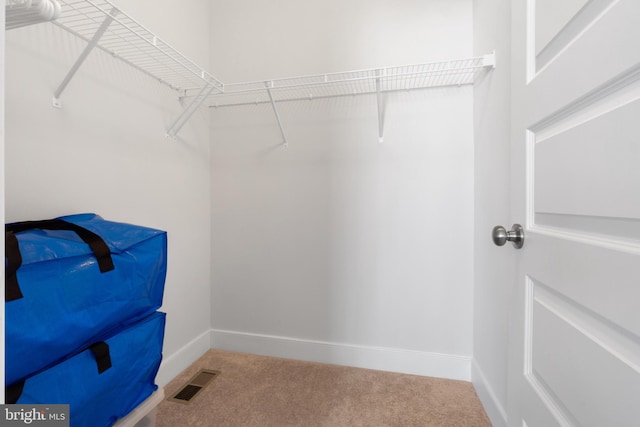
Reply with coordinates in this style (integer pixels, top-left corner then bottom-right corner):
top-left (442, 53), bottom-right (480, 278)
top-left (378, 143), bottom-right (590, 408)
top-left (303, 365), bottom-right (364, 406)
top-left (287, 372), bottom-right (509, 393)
top-left (509, 1), bottom-right (640, 426)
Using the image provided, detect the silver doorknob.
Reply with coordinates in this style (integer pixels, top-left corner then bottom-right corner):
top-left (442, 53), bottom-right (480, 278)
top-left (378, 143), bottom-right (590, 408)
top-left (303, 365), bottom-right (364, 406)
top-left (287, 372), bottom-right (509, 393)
top-left (492, 224), bottom-right (525, 249)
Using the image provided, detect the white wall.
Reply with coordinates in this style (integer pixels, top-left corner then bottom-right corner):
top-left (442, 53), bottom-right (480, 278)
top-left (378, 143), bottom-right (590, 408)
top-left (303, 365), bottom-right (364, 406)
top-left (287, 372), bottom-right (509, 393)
top-left (472, 0), bottom-right (512, 425)
top-left (209, 0), bottom-right (477, 380)
top-left (3, 0), bottom-right (212, 386)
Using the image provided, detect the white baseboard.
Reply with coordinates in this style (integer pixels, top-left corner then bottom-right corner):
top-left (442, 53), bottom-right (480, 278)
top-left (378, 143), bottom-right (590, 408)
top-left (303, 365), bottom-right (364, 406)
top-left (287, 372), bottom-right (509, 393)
top-left (210, 329), bottom-right (472, 381)
top-left (472, 360), bottom-right (508, 427)
top-left (155, 329), bottom-right (211, 387)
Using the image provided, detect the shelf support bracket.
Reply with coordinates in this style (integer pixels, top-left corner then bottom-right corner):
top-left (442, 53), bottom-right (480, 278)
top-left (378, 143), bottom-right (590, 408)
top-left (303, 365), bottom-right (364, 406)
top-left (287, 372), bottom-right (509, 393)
top-left (376, 69), bottom-right (385, 143)
top-left (52, 8), bottom-right (119, 108)
top-left (266, 82), bottom-right (288, 147)
top-left (166, 82), bottom-right (218, 139)
top-left (482, 50), bottom-right (496, 69)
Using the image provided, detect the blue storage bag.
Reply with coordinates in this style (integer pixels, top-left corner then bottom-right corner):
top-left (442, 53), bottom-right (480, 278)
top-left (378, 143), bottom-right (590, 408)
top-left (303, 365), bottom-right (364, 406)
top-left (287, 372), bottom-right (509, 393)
top-left (8, 311), bottom-right (166, 427)
top-left (5, 213), bottom-right (167, 385)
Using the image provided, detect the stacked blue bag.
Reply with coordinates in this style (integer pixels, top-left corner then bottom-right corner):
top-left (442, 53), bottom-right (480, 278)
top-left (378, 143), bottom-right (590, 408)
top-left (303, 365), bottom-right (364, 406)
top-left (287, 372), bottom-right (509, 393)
top-left (5, 213), bottom-right (168, 427)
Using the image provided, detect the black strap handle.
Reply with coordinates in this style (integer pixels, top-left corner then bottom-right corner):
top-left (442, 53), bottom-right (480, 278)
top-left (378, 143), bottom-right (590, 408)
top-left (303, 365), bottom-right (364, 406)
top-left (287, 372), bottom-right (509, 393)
top-left (89, 341), bottom-right (112, 374)
top-left (5, 380), bottom-right (25, 404)
top-left (5, 218), bottom-right (115, 302)
top-left (6, 219), bottom-right (115, 272)
top-left (5, 341), bottom-right (112, 403)
top-left (5, 231), bottom-right (24, 302)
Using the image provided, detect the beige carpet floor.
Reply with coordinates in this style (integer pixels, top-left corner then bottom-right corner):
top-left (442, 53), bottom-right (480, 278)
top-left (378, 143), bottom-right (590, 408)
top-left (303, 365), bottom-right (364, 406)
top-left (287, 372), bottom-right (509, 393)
top-left (156, 349), bottom-right (491, 427)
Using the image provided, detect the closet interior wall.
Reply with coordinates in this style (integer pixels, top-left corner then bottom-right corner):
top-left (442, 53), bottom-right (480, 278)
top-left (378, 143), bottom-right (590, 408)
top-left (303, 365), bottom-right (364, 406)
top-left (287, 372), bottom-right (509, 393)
top-left (209, 0), bottom-right (477, 379)
top-left (3, 0), bottom-right (213, 386)
top-left (472, 0), bottom-right (511, 425)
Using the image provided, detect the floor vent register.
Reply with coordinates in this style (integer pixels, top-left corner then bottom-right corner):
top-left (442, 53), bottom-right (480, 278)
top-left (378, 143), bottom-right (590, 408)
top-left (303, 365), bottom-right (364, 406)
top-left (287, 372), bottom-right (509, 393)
top-left (168, 369), bottom-right (220, 404)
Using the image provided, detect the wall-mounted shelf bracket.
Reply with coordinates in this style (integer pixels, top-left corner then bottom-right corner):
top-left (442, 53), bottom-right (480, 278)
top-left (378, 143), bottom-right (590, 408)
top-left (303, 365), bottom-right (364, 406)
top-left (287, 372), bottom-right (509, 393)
top-left (266, 81), bottom-right (288, 147)
top-left (482, 51), bottom-right (496, 68)
top-left (376, 69), bottom-right (385, 143)
top-left (166, 82), bottom-right (218, 139)
top-left (52, 7), bottom-right (118, 109)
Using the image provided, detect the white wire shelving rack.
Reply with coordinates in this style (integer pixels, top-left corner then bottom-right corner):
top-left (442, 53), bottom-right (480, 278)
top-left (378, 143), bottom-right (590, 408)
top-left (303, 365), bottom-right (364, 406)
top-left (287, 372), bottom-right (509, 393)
top-left (41, 0), bottom-right (224, 138)
top-left (6, 0), bottom-right (61, 30)
top-left (6, 0), bottom-right (495, 141)
top-left (205, 53), bottom-right (496, 144)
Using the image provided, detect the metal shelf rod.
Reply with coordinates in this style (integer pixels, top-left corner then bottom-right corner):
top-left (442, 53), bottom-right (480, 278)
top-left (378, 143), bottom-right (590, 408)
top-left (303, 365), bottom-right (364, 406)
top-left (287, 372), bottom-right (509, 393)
top-left (266, 82), bottom-right (288, 147)
top-left (376, 69), bottom-right (384, 143)
top-left (52, 7), bottom-right (117, 108)
top-left (166, 83), bottom-right (217, 139)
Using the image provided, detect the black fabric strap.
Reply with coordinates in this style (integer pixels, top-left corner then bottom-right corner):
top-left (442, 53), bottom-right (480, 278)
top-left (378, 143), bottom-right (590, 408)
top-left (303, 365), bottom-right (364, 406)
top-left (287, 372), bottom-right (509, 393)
top-left (4, 342), bottom-right (112, 403)
top-left (89, 342), bottom-right (112, 374)
top-left (4, 343), bottom-right (112, 402)
top-left (5, 219), bottom-right (115, 302)
top-left (5, 231), bottom-right (24, 302)
top-left (6, 219), bottom-right (115, 273)
top-left (5, 380), bottom-right (25, 404)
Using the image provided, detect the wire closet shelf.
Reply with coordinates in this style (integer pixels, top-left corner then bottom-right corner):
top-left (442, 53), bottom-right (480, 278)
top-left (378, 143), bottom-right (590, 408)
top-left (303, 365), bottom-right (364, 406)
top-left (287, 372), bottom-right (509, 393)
top-left (205, 55), bottom-right (495, 108)
top-left (44, 0), bottom-right (226, 137)
top-left (6, 0), bottom-right (495, 139)
top-left (53, 0), bottom-right (223, 96)
top-left (52, 0), bottom-right (223, 95)
top-left (6, 0), bottom-right (61, 30)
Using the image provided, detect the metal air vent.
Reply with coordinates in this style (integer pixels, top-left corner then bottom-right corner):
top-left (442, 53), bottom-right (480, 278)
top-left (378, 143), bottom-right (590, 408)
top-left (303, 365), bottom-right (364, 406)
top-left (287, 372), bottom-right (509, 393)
top-left (168, 369), bottom-right (220, 404)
